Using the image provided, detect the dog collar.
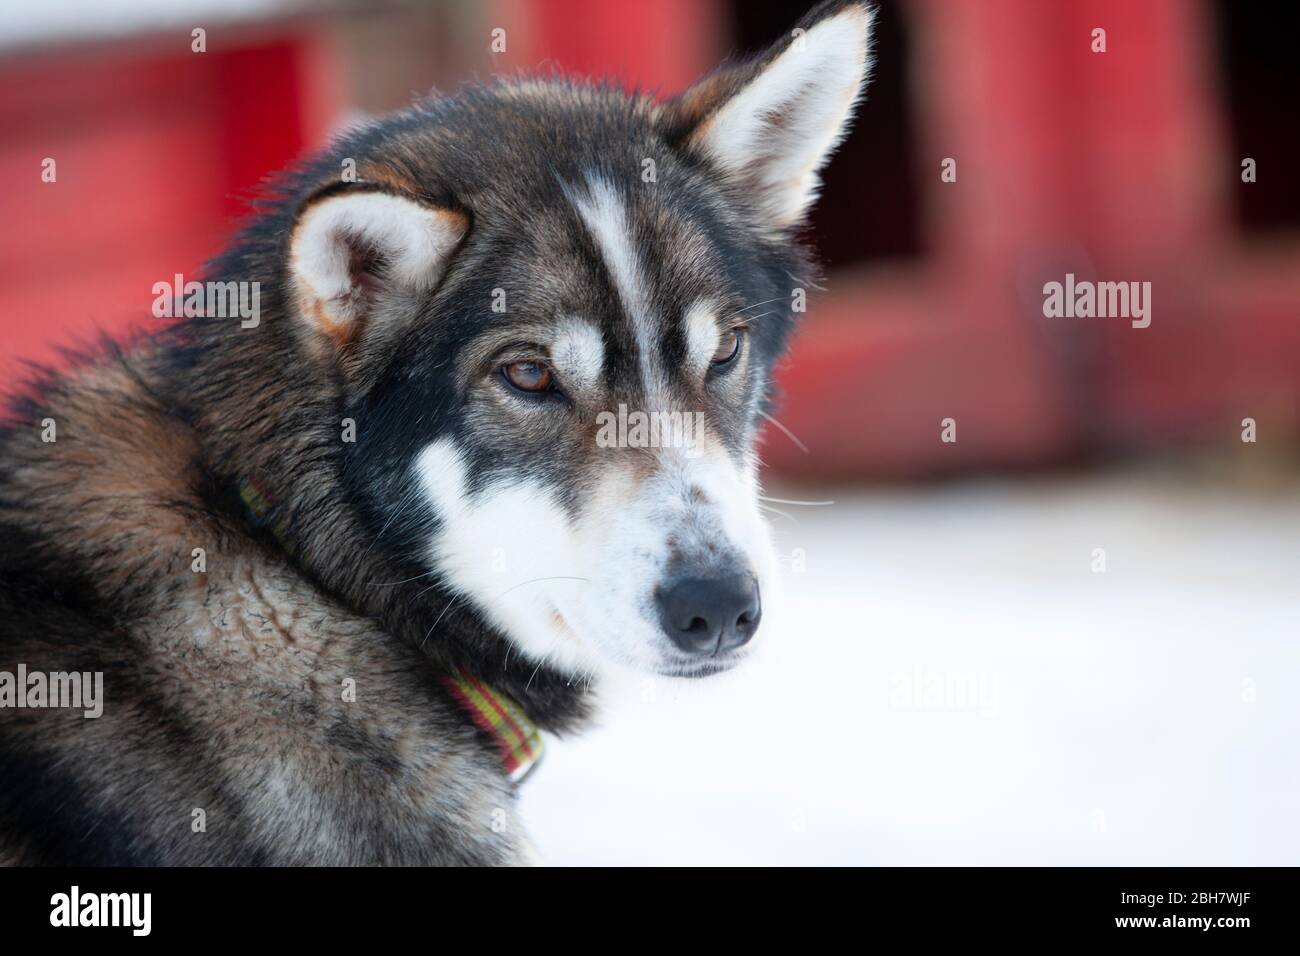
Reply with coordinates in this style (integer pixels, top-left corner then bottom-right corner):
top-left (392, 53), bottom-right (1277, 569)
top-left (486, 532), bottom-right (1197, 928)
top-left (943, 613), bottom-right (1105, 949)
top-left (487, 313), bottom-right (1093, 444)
top-left (238, 476), bottom-right (296, 553)
top-left (238, 477), bottom-right (543, 783)
top-left (440, 667), bottom-right (545, 784)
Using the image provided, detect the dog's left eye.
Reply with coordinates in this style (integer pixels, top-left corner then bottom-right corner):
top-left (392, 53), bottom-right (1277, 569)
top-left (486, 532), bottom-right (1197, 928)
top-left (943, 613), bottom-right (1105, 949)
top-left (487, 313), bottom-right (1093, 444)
top-left (710, 330), bottom-right (742, 367)
top-left (500, 360), bottom-right (556, 394)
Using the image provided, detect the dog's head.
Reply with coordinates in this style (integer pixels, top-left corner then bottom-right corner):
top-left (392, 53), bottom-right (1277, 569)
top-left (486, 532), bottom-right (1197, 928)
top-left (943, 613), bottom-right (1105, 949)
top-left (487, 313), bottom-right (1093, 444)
top-left (285, 1), bottom-right (874, 679)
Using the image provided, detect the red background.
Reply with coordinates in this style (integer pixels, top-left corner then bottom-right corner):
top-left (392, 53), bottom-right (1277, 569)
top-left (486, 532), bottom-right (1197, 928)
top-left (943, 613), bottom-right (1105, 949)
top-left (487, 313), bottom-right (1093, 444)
top-left (1, 0), bottom-right (1297, 480)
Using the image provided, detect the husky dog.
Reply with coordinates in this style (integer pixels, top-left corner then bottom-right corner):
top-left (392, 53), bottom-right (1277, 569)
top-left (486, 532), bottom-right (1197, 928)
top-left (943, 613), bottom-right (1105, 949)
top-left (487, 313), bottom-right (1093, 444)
top-left (0, 0), bottom-right (873, 865)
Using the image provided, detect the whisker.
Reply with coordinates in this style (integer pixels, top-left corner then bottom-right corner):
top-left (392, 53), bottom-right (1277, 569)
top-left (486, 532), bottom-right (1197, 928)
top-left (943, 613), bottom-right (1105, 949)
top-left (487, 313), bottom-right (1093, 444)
top-left (419, 576), bottom-right (590, 649)
top-left (759, 505), bottom-right (798, 524)
top-left (416, 578), bottom-right (450, 598)
top-left (720, 295), bottom-right (789, 320)
top-left (364, 483), bottom-right (425, 557)
top-left (370, 568), bottom-right (441, 588)
top-left (420, 597), bottom-right (463, 650)
top-left (758, 495), bottom-right (835, 507)
top-left (759, 411), bottom-right (810, 455)
top-left (786, 271), bottom-right (828, 293)
top-left (494, 575), bottom-right (590, 599)
top-left (525, 660), bottom-right (545, 692)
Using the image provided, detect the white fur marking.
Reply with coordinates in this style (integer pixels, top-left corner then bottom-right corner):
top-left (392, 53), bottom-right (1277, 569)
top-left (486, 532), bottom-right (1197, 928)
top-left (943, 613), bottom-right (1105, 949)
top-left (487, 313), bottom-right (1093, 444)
top-left (684, 300), bottom-right (721, 372)
top-left (568, 175), bottom-right (664, 399)
top-left (552, 317), bottom-right (605, 392)
top-left (415, 440), bottom-right (599, 675)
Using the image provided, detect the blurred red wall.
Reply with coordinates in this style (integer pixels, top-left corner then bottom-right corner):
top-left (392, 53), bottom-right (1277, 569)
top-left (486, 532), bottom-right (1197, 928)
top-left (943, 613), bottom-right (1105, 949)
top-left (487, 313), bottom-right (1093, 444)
top-left (1, 0), bottom-right (1296, 480)
top-left (0, 23), bottom-right (340, 379)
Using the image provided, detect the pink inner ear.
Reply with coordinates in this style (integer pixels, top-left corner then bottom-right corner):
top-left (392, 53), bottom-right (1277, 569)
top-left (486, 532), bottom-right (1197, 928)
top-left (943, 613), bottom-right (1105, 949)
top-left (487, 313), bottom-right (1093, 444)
top-left (345, 239), bottom-right (387, 296)
top-left (290, 192), bottom-right (468, 348)
top-left (677, 5), bottom-right (873, 229)
top-left (311, 231), bottom-right (390, 342)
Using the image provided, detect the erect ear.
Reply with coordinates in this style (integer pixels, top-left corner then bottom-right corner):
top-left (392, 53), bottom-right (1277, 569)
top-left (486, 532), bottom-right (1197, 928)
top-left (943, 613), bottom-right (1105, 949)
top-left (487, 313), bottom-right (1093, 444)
top-left (669, 0), bottom-right (874, 229)
top-left (288, 188), bottom-right (468, 348)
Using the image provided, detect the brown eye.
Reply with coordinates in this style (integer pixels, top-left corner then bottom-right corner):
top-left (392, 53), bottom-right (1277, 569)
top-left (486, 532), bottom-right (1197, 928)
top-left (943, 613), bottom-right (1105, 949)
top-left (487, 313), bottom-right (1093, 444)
top-left (711, 329), bottom-right (742, 366)
top-left (501, 360), bottom-right (554, 393)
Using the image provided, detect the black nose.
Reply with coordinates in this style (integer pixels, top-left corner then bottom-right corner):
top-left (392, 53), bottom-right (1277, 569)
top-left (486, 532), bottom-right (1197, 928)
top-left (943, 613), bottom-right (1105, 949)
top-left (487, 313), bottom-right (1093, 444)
top-left (656, 574), bottom-right (761, 656)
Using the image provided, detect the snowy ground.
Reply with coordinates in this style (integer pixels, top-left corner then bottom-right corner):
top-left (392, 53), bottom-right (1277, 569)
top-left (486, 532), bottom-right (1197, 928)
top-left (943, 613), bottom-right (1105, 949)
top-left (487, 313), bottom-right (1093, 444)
top-left (519, 470), bottom-right (1300, 865)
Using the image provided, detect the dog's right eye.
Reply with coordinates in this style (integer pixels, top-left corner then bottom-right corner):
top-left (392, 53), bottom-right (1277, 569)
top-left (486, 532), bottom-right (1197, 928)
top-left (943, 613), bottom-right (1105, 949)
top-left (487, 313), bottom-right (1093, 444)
top-left (500, 360), bottom-right (556, 395)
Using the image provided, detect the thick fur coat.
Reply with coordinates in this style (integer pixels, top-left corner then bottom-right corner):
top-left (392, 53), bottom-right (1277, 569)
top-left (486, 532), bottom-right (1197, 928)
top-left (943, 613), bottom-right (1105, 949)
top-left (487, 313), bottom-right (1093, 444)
top-left (0, 1), bottom-right (873, 864)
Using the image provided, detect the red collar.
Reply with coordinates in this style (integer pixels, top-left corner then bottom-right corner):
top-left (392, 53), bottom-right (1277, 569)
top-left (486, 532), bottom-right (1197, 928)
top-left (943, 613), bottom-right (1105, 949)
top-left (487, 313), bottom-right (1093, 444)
top-left (440, 667), bottom-right (544, 783)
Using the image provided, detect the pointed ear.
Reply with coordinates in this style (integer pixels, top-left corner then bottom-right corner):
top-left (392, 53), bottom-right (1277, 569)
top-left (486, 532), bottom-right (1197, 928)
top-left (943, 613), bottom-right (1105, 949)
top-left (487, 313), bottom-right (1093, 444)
top-left (288, 189), bottom-right (468, 348)
top-left (669, 0), bottom-right (874, 229)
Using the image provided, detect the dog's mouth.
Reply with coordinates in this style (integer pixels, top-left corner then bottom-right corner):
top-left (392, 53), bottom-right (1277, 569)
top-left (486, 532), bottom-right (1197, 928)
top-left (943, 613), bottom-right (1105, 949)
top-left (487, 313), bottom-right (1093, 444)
top-left (653, 647), bottom-right (753, 679)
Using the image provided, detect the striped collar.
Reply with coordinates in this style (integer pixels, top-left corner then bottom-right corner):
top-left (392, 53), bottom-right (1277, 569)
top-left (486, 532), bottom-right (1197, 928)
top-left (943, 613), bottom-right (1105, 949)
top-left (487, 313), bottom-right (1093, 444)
top-left (439, 667), bottom-right (545, 783)
top-left (237, 477), bottom-right (543, 783)
top-left (238, 476), bottom-right (296, 553)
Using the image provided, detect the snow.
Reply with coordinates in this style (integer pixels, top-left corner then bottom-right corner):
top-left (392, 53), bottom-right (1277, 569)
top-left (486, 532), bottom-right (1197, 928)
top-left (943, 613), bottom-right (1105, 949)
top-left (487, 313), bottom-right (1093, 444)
top-left (519, 472), bottom-right (1300, 865)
